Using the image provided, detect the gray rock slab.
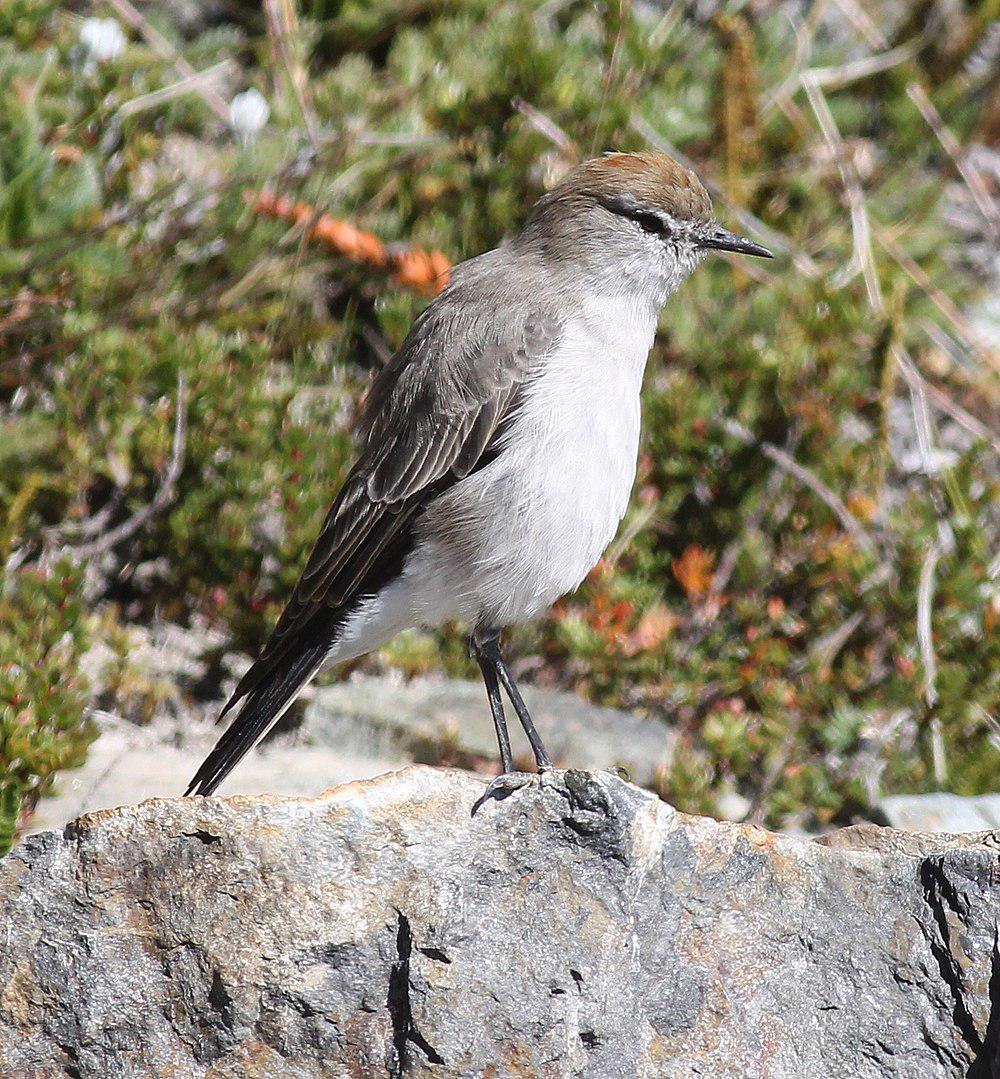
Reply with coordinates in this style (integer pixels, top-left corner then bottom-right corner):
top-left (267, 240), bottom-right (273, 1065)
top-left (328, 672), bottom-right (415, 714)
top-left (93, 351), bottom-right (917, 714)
top-left (3, 766), bottom-right (999, 1077)
top-left (28, 728), bottom-right (407, 835)
top-left (305, 676), bottom-right (673, 783)
top-left (878, 792), bottom-right (1000, 833)
top-left (972, 795), bottom-right (1000, 828)
top-left (28, 675), bottom-right (667, 836)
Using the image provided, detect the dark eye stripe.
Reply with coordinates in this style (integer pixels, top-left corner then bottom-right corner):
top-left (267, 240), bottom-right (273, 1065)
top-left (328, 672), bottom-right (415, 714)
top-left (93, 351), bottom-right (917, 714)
top-left (597, 195), bottom-right (670, 236)
top-left (633, 210), bottom-right (666, 235)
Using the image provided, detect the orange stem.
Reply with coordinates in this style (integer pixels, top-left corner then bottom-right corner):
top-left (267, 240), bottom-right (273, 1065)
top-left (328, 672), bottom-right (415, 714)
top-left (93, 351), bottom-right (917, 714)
top-left (245, 189), bottom-right (451, 295)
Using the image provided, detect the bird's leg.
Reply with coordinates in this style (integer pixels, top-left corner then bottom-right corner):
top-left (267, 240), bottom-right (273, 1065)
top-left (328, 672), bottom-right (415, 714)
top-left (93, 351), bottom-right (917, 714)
top-left (492, 652), bottom-right (554, 772)
top-left (473, 627), bottom-right (554, 772)
top-left (472, 635), bottom-right (514, 774)
top-left (472, 628), bottom-right (551, 811)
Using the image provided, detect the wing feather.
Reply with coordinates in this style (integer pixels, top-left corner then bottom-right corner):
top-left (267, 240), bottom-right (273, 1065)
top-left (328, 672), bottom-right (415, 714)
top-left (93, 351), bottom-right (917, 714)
top-left (225, 283), bottom-right (564, 708)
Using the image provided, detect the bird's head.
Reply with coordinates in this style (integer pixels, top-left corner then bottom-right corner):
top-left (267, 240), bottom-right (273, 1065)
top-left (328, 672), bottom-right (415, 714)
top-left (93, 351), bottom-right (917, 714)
top-left (519, 151), bottom-right (772, 302)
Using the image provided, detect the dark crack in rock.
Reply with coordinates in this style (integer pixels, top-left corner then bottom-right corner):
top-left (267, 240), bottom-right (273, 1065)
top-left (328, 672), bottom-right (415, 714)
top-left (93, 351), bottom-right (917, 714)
top-left (1, 767), bottom-right (999, 1077)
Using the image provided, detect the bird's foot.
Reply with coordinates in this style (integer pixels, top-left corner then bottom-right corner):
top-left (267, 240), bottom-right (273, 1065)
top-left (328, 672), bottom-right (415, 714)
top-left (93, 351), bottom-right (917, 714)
top-left (471, 769), bottom-right (546, 816)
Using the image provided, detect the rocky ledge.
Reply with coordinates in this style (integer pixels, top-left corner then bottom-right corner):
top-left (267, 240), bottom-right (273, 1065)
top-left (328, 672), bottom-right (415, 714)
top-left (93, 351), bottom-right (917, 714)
top-left (1, 766), bottom-right (998, 1077)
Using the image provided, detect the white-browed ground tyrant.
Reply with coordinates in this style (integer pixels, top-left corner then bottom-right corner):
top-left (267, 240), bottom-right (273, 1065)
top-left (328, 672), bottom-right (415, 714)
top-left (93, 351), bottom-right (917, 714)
top-left (186, 152), bottom-right (773, 800)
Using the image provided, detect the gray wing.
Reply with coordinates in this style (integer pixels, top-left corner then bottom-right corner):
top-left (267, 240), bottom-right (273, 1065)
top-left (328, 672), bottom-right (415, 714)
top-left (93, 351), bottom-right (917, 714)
top-left (233, 281), bottom-right (564, 696)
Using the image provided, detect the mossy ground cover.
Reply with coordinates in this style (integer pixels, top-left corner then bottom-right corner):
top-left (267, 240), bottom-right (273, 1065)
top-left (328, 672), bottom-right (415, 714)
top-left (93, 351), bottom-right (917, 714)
top-left (1, 0), bottom-right (997, 845)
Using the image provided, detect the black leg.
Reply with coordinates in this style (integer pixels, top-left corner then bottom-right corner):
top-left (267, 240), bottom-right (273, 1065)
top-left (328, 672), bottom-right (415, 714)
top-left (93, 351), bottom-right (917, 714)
top-left (473, 627), bottom-right (553, 772)
top-left (472, 635), bottom-right (514, 773)
top-left (495, 657), bottom-right (554, 770)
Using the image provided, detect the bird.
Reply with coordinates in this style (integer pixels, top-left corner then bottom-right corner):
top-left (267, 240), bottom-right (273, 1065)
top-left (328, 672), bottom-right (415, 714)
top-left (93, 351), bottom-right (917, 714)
top-left (185, 151), bottom-right (772, 799)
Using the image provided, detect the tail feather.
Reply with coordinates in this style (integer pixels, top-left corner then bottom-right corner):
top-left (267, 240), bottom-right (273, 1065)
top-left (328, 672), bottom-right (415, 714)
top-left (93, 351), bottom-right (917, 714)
top-left (185, 612), bottom-right (340, 796)
top-left (187, 509), bottom-right (420, 797)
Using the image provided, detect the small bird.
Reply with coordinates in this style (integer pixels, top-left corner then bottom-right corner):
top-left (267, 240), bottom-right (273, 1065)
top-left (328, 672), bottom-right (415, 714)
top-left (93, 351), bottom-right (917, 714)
top-left (186, 152), bottom-right (772, 798)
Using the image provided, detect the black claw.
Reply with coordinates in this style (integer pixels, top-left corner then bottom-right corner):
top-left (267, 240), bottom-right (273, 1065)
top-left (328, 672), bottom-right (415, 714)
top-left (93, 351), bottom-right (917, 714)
top-left (471, 771), bottom-right (537, 816)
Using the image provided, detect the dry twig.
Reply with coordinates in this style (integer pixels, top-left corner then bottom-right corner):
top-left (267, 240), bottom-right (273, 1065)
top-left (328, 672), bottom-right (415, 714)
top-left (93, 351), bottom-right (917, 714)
top-left (830, 0), bottom-right (887, 48)
top-left (929, 715), bottom-right (947, 786)
top-left (70, 372), bottom-right (188, 559)
top-left (719, 416), bottom-right (880, 557)
top-left (804, 610), bottom-right (866, 674)
top-left (906, 82), bottom-right (1000, 239)
top-left (802, 75), bottom-right (882, 309)
top-left (512, 97), bottom-right (578, 158)
top-left (895, 346), bottom-right (1000, 453)
top-left (116, 61), bottom-right (234, 120)
top-left (804, 39), bottom-right (922, 92)
top-left (263, 0), bottom-right (319, 145)
top-left (875, 231), bottom-right (996, 368)
top-left (917, 540), bottom-right (941, 709)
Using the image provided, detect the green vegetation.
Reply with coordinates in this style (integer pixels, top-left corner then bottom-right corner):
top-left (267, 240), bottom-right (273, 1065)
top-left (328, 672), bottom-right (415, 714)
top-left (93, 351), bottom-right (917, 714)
top-left (0, 559), bottom-right (94, 844)
top-left (1, 0), bottom-right (997, 845)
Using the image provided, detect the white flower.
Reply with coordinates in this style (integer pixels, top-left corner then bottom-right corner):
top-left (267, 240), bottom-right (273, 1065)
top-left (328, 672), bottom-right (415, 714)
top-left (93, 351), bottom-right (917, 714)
top-left (229, 89), bottom-right (270, 143)
top-left (968, 294), bottom-right (1000, 352)
top-left (79, 18), bottom-right (126, 65)
top-left (898, 447), bottom-right (959, 475)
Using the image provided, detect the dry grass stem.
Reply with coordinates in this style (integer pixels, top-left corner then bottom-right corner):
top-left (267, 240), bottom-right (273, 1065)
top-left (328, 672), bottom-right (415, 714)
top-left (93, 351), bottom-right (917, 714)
top-left (895, 347), bottom-right (1000, 453)
top-left (719, 416), bottom-right (880, 556)
top-left (104, 0), bottom-right (230, 121)
top-left (802, 75), bottom-right (882, 309)
top-left (512, 97), bottom-right (578, 158)
top-left (906, 81), bottom-right (1000, 238)
top-left (877, 232), bottom-right (997, 368)
top-left (830, 0), bottom-right (887, 48)
top-left (804, 38), bottom-right (922, 92)
top-left (263, 0), bottom-right (319, 145)
top-left (116, 61), bottom-right (234, 120)
top-left (917, 541), bottom-right (941, 710)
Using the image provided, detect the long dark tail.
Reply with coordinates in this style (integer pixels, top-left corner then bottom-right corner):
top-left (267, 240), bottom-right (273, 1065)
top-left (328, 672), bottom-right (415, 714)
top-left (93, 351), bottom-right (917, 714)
top-left (185, 610), bottom-right (340, 796)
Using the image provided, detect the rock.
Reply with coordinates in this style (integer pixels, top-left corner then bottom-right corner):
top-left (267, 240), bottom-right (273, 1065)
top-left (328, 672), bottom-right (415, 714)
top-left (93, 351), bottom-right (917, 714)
top-left (28, 675), bottom-right (668, 836)
top-left (304, 676), bottom-right (673, 784)
top-left (2, 766), bottom-right (998, 1077)
top-left (27, 727), bottom-right (408, 836)
top-left (878, 791), bottom-right (1000, 833)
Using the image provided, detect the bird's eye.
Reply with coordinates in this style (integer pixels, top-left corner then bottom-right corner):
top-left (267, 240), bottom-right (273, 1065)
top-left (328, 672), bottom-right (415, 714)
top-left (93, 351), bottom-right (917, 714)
top-left (634, 211), bottom-right (666, 235)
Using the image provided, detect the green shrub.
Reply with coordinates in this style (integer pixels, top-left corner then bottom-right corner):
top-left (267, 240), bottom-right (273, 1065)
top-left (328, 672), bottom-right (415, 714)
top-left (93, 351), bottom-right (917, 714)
top-left (0, 0), bottom-right (996, 833)
top-left (0, 561), bottom-right (94, 852)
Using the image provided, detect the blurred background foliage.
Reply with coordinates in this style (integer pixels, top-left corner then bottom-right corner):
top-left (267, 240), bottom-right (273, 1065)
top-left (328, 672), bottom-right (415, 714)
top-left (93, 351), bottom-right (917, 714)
top-left (0, 0), bottom-right (997, 843)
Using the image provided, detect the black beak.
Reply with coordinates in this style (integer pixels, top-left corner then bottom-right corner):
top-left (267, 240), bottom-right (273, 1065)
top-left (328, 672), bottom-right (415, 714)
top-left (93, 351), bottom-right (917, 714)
top-left (700, 225), bottom-right (773, 259)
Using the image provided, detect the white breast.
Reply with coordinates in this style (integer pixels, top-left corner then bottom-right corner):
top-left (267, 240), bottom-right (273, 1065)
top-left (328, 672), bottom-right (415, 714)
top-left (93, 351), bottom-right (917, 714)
top-left (413, 293), bottom-right (657, 628)
top-left (322, 295), bottom-right (658, 664)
